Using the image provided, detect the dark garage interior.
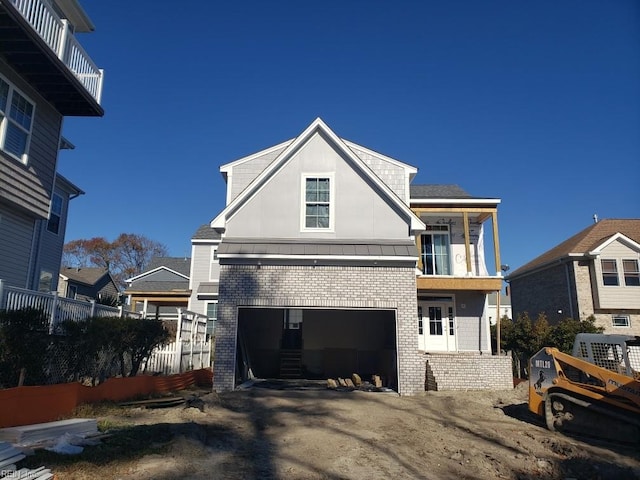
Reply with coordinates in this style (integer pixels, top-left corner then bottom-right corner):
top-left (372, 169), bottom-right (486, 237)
top-left (236, 308), bottom-right (397, 389)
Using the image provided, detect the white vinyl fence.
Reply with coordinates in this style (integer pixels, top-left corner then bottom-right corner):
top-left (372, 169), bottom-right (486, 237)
top-left (0, 280), bottom-right (138, 333)
top-left (142, 308), bottom-right (211, 375)
top-left (0, 281), bottom-right (211, 378)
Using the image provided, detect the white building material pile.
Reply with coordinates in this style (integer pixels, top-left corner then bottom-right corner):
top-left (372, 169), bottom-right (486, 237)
top-left (0, 441), bottom-right (53, 479)
top-left (0, 419), bottom-right (98, 447)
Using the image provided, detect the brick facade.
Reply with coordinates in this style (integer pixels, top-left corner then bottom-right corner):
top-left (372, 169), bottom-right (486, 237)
top-left (213, 264), bottom-right (426, 395)
top-left (425, 353), bottom-right (513, 391)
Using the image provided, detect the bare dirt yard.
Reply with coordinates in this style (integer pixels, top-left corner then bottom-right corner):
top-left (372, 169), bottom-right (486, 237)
top-left (23, 381), bottom-right (640, 480)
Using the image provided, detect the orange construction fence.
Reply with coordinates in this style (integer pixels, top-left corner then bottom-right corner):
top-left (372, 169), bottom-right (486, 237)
top-left (0, 368), bottom-right (213, 428)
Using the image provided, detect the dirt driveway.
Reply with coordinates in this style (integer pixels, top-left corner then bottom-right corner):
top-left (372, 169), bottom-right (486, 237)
top-left (38, 381), bottom-right (640, 480)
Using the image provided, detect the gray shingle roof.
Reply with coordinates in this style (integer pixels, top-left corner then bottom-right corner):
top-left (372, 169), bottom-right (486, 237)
top-left (125, 280), bottom-right (189, 293)
top-left (508, 219), bottom-right (640, 278)
top-left (60, 267), bottom-right (109, 285)
top-left (218, 239), bottom-right (417, 257)
top-left (197, 283), bottom-right (219, 294)
top-left (192, 224), bottom-right (223, 240)
top-left (410, 184), bottom-right (471, 199)
top-left (147, 257), bottom-right (191, 276)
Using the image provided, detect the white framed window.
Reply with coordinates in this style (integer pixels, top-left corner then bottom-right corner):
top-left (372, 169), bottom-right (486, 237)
top-left (301, 174), bottom-right (334, 231)
top-left (47, 193), bottom-right (63, 234)
top-left (612, 315), bottom-right (630, 328)
top-left (209, 247), bottom-right (218, 281)
top-left (206, 301), bottom-right (218, 336)
top-left (0, 76), bottom-right (34, 163)
top-left (623, 259), bottom-right (640, 287)
top-left (601, 259), bottom-right (619, 286)
top-left (420, 225), bottom-right (451, 275)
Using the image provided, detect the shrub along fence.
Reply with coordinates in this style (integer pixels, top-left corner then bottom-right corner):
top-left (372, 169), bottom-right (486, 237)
top-left (0, 282), bottom-right (212, 388)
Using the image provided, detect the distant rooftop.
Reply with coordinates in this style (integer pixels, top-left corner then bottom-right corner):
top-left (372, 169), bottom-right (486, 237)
top-left (410, 184), bottom-right (471, 199)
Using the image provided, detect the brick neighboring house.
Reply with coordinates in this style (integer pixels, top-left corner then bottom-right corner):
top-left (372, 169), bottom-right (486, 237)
top-left (58, 267), bottom-right (118, 303)
top-left (190, 118), bottom-right (513, 394)
top-left (506, 219), bottom-right (640, 335)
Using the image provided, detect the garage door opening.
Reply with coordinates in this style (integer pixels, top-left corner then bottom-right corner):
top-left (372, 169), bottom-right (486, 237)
top-left (236, 308), bottom-right (397, 390)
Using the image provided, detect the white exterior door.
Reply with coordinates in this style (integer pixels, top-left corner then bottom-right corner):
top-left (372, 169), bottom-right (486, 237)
top-left (418, 301), bottom-right (456, 352)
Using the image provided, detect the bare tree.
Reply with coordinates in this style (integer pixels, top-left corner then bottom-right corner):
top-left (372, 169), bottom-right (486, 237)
top-left (63, 234), bottom-right (169, 287)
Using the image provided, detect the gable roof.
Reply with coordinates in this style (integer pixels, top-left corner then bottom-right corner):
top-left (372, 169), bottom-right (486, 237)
top-left (60, 267), bottom-right (110, 286)
top-left (146, 257), bottom-right (191, 276)
top-left (211, 118), bottom-right (425, 232)
top-left (125, 257), bottom-right (191, 283)
top-left (507, 219), bottom-right (640, 279)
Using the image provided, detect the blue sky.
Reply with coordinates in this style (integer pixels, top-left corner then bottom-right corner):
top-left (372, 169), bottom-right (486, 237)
top-left (59, 0), bottom-right (639, 273)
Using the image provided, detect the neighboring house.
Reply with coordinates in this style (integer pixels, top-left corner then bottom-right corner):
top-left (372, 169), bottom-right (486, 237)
top-left (125, 257), bottom-right (191, 320)
top-left (0, 0), bottom-right (104, 291)
top-left (506, 219), bottom-right (640, 335)
top-left (190, 118), bottom-right (511, 395)
top-left (58, 266), bottom-right (118, 303)
top-left (484, 292), bottom-right (512, 326)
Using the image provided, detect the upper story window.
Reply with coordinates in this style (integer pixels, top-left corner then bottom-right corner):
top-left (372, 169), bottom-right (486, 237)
top-left (601, 259), bottom-right (619, 286)
top-left (622, 259), bottom-right (640, 287)
top-left (206, 301), bottom-right (218, 336)
top-left (0, 77), bottom-right (34, 163)
top-left (47, 193), bottom-right (63, 234)
top-left (421, 225), bottom-right (451, 275)
top-left (303, 175), bottom-right (333, 230)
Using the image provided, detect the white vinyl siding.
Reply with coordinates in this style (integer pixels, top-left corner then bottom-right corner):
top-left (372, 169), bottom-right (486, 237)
top-left (593, 240), bottom-right (640, 310)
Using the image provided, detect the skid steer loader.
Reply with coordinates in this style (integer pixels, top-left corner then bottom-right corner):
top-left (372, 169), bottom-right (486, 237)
top-left (529, 333), bottom-right (640, 442)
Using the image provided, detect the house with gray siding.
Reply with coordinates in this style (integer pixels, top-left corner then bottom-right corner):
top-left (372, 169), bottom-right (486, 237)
top-left (190, 118), bottom-right (512, 394)
top-left (0, 0), bottom-right (103, 292)
top-left (58, 266), bottom-right (118, 303)
top-left (506, 219), bottom-right (640, 335)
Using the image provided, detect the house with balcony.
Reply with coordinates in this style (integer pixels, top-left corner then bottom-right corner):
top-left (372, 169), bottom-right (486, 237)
top-left (0, 0), bottom-right (104, 292)
top-left (506, 219), bottom-right (640, 335)
top-left (190, 118), bottom-right (513, 394)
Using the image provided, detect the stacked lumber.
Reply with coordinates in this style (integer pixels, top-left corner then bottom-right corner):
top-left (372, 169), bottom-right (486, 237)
top-left (326, 373), bottom-right (391, 392)
top-left (0, 442), bottom-right (53, 479)
top-left (0, 419), bottom-right (98, 447)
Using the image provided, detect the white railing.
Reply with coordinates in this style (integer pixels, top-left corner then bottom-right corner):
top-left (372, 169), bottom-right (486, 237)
top-left (0, 280), bottom-right (139, 333)
top-left (143, 308), bottom-right (212, 374)
top-left (9, 0), bottom-right (103, 103)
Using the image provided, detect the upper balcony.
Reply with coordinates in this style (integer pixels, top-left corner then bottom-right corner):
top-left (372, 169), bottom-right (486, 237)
top-left (410, 185), bottom-right (503, 293)
top-left (0, 0), bottom-right (103, 116)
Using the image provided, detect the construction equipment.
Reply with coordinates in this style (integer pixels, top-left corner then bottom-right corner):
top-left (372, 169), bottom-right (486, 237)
top-left (529, 333), bottom-right (640, 442)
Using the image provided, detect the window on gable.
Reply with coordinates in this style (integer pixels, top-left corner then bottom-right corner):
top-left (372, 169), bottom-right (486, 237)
top-left (420, 225), bottom-right (451, 275)
top-left (601, 259), bottom-right (619, 286)
top-left (0, 77), bottom-right (34, 163)
top-left (47, 193), bottom-right (63, 234)
top-left (304, 177), bottom-right (330, 228)
top-left (622, 259), bottom-right (640, 287)
top-left (612, 315), bottom-right (630, 328)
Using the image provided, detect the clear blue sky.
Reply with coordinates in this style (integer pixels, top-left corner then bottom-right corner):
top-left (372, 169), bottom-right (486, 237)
top-left (59, 0), bottom-right (639, 273)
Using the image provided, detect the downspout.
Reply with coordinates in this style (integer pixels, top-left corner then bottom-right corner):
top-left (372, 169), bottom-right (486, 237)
top-left (565, 262), bottom-right (575, 319)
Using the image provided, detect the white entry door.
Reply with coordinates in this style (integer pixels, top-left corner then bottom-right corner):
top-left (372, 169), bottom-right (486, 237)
top-left (418, 302), bottom-right (456, 352)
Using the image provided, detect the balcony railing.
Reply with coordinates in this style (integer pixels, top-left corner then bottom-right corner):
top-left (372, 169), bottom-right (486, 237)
top-left (10, 0), bottom-right (103, 104)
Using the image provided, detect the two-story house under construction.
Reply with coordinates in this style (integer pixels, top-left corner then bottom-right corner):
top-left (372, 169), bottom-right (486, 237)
top-left (0, 0), bottom-right (103, 291)
top-left (190, 118), bottom-right (513, 395)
